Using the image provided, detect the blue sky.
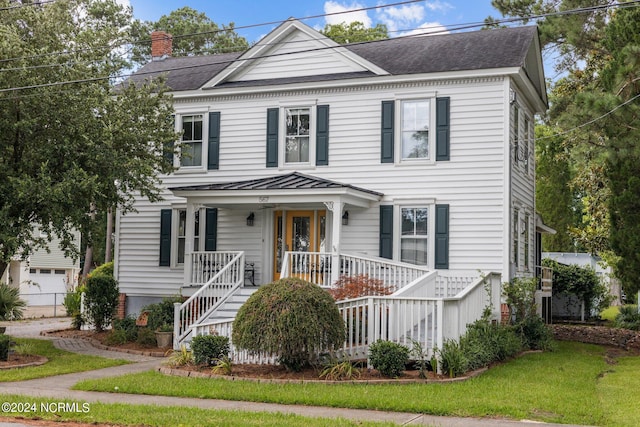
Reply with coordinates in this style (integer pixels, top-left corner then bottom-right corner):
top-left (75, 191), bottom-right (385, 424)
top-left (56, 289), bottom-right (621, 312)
top-left (125, 1), bottom-right (503, 44)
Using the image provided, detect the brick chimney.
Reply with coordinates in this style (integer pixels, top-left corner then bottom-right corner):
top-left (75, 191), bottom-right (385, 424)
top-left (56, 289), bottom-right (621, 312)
top-left (151, 31), bottom-right (172, 61)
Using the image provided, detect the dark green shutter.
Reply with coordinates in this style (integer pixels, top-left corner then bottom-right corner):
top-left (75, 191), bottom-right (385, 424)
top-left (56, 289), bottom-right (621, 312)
top-left (435, 204), bottom-right (449, 269)
top-left (159, 209), bottom-right (172, 266)
top-left (381, 101), bottom-right (394, 163)
top-left (379, 205), bottom-right (393, 259)
top-left (204, 208), bottom-right (218, 251)
top-left (207, 112), bottom-right (220, 170)
top-left (316, 105), bottom-right (329, 166)
top-left (266, 108), bottom-right (279, 167)
top-left (163, 115), bottom-right (175, 166)
top-left (436, 97), bottom-right (450, 161)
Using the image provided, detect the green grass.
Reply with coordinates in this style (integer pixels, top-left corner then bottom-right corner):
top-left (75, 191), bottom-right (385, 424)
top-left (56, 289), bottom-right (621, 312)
top-left (0, 338), bottom-right (129, 381)
top-left (0, 395), bottom-right (393, 427)
top-left (73, 341), bottom-right (635, 426)
top-left (600, 306), bottom-right (620, 322)
top-left (599, 354), bottom-right (640, 427)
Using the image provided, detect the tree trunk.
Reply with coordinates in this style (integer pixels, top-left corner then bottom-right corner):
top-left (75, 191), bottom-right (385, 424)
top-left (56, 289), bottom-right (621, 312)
top-left (105, 208), bottom-right (113, 264)
top-left (81, 245), bottom-right (93, 279)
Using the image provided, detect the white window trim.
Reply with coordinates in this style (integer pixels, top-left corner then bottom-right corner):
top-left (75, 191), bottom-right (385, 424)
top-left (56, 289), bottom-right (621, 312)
top-left (395, 94), bottom-right (437, 165)
top-left (392, 200), bottom-right (436, 268)
top-left (278, 100), bottom-right (318, 169)
top-left (174, 112), bottom-right (209, 173)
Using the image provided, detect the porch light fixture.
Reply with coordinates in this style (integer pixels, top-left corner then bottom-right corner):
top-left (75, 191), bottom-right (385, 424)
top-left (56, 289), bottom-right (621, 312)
top-left (342, 211), bottom-right (349, 226)
top-left (246, 212), bottom-right (255, 226)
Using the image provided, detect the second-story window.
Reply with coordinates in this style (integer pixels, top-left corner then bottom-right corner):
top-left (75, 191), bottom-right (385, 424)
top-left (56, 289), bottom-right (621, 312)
top-left (285, 107), bottom-right (310, 164)
top-left (181, 114), bottom-right (203, 167)
top-left (401, 100), bottom-right (430, 160)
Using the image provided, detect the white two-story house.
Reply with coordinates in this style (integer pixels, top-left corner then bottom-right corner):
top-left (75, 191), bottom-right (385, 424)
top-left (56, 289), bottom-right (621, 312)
top-left (117, 19), bottom-right (548, 354)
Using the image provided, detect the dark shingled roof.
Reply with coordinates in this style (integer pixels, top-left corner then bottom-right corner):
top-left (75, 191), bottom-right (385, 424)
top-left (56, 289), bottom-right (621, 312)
top-left (170, 172), bottom-right (383, 196)
top-left (130, 26), bottom-right (538, 91)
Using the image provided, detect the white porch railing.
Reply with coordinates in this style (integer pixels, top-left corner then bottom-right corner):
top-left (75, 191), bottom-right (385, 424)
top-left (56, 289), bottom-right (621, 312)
top-left (174, 251), bottom-right (244, 346)
top-left (190, 269), bottom-right (501, 367)
top-left (281, 251), bottom-right (429, 293)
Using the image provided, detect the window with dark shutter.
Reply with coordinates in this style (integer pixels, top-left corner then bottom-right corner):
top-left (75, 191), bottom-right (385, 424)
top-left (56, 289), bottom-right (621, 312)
top-left (435, 97), bottom-right (450, 161)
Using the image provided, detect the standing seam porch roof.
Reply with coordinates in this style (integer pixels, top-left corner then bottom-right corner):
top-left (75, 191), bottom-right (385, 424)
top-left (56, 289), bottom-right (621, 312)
top-left (169, 172), bottom-right (383, 197)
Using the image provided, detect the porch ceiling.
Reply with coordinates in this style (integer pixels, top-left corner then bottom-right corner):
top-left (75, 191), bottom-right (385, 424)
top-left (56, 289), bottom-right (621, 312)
top-left (169, 171), bottom-right (383, 208)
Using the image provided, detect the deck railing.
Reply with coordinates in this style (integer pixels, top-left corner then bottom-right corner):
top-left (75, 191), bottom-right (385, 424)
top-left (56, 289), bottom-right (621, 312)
top-left (190, 269), bottom-right (500, 368)
top-left (281, 251), bottom-right (429, 293)
top-left (174, 251), bottom-right (244, 346)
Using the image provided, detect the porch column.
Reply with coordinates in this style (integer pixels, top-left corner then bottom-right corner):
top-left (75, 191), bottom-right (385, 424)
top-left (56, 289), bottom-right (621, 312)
top-left (183, 202), bottom-right (196, 287)
top-left (330, 200), bottom-right (343, 287)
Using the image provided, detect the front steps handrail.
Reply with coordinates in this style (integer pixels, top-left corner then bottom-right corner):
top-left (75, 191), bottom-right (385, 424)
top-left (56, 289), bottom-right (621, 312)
top-left (175, 251), bottom-right (245, 346)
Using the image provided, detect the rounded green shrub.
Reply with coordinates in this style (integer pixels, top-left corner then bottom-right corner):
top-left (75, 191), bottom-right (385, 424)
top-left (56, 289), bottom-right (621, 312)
top-left (84, 274), bottom-right (119, 332)
top-left (191, 335), bottom-right (230, 365)
top-left (232, 278), bottom-right (345, 371)
top-left (369, 340), bottom-right (409, 378)
top-left (136, 327), bottom-right (157, 347)
top-left (143, 296), bottom-right (182, 331)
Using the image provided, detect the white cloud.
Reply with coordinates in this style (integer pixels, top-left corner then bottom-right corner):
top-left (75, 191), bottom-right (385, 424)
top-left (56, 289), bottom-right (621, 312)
top-left (396, 22), bottom-right (449, 38)
top-left (323, 1), bottom-right (372, 27)
top-left (424, 1), bottom-right (453, 13)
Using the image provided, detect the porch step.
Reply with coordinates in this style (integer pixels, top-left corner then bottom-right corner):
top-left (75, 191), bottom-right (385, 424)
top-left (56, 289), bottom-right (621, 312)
top-left (206, 286), bottom-right (258, 321)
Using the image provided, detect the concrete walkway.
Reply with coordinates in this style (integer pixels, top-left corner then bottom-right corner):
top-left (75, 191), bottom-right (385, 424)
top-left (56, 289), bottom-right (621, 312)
top-left (0, 319), bottom-right (593, 427)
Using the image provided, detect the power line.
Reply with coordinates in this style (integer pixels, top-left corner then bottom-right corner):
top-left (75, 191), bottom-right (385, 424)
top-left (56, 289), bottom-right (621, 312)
top-left (0, 0), bottom-right (424, 65)
top-left (1, 0), bottom-right (640, 93)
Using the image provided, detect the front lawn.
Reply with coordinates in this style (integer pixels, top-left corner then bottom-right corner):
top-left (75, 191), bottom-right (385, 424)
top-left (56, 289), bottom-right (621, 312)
top-left (0, 338), bottom-right (129, 381)
top-left (73, 341), bottom-right (639, 426)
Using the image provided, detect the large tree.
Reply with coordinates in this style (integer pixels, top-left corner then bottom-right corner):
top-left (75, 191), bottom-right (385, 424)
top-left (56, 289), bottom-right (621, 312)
top-left (490, 1), bottom-right (640, 294)
top-left (129, 6), bottom-right (249, 65)
top-left (320, 21), bottom-right (389, 44)
top-left (0, 0), bottom-right (177, 277)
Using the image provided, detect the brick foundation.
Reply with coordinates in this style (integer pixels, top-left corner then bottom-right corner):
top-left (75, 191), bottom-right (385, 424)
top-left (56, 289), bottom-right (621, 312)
top-left (117, 293), bottom-right (126, 320)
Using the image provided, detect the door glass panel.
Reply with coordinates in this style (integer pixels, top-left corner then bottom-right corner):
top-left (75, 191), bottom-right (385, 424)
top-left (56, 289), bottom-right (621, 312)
top-left (292, 216), bottom-right (310, 252)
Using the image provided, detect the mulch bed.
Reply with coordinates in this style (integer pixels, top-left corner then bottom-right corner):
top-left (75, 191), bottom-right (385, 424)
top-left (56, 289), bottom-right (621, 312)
top-left (0, 353), bottom-right (48, 369)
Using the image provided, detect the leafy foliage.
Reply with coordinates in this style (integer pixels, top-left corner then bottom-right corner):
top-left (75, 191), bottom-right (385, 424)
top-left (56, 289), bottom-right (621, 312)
top-left (211, 356), bottom-right (233, 376)
top-left (0, 283), bottom-right (25, 321)
top-left (328, 274), bottom-right (391, 300)
top-left (84, 274), bottom-right (119, 332)
top-left (191, 335), bottom-right (230, 366)
top-left (542, 258), bottom-right (612, 316)
top-left (503, 277), bottom-right (538, 323)
top-left (135, 327), bottom-right (157, 347)
top-left (368, 340), bottom-right (409, 378)
top-left (460, 320), bottom-right (522, 371)
top-left (0, 0), bottom-right (177, 277)
top-left (168, 345), bottom-right (194, 367)
top-left (320, 21), bottom-right (389, 44)
top-left (112, 316), bottom-right (139, 342)
top-left (129, 6), bottom-right (249, 65)
top-left (438, 339), bottom-right (468, 378)
top-left (614, 305), bottom-right (640, 331)
top-left (0, 334), bottom-right (10, 361)
top-left (232, 278), bottom-right (345, 372)
top-left (63, 289), bottom-right (84, 330)
top-left (142, 296), bottom-right (182, 331)
top-left (89, 262), bottom-right (114, 278)
top-left (515, 315), bottom-right (555, 351)
top-left (319, 358), bottom-right (360, 381)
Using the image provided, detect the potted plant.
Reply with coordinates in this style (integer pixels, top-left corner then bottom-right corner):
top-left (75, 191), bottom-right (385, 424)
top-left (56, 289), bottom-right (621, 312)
top-left (154, 323), bottom-right (174, 348)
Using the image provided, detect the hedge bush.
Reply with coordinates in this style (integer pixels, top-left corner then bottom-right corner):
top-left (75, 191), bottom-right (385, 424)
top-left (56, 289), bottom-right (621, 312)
top-left (369, 340), bottom-right (409, 378)
top-left (143, 296), bottom-right (182, 331)
top-left (0, 334), bottom-right (10, 361)
top-left (232, 277), bottom-right (345, 371)
top-left (84, 274), bottom-right (119, 332)
top-left (191, 335), bottom-right (230, 366)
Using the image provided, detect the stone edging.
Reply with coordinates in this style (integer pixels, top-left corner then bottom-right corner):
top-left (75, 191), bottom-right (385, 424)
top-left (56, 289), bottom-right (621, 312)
top-left (0, 356), bottom-right (48, 369)
top-left (157, 365), bottom-right (488, 385)
top-left (40, 330), bottom-right (167, 358)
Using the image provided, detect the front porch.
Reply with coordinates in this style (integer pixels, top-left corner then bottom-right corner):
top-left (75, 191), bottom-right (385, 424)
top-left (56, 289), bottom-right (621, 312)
top-left (174, 249), bottom-right (502, 367)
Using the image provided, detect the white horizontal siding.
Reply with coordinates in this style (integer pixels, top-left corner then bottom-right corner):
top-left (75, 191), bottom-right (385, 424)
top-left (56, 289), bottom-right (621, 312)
top-left (117, 77), bottom-right (517, 296)
top-left (234, 32), bottom-right (366, 82)
top-left (30, 230), bottom-right (80, 269)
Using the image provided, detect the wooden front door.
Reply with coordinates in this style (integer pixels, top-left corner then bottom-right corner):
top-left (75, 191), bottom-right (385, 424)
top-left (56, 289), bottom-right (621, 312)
top-left (273, 210), bottom-right (325, 281)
